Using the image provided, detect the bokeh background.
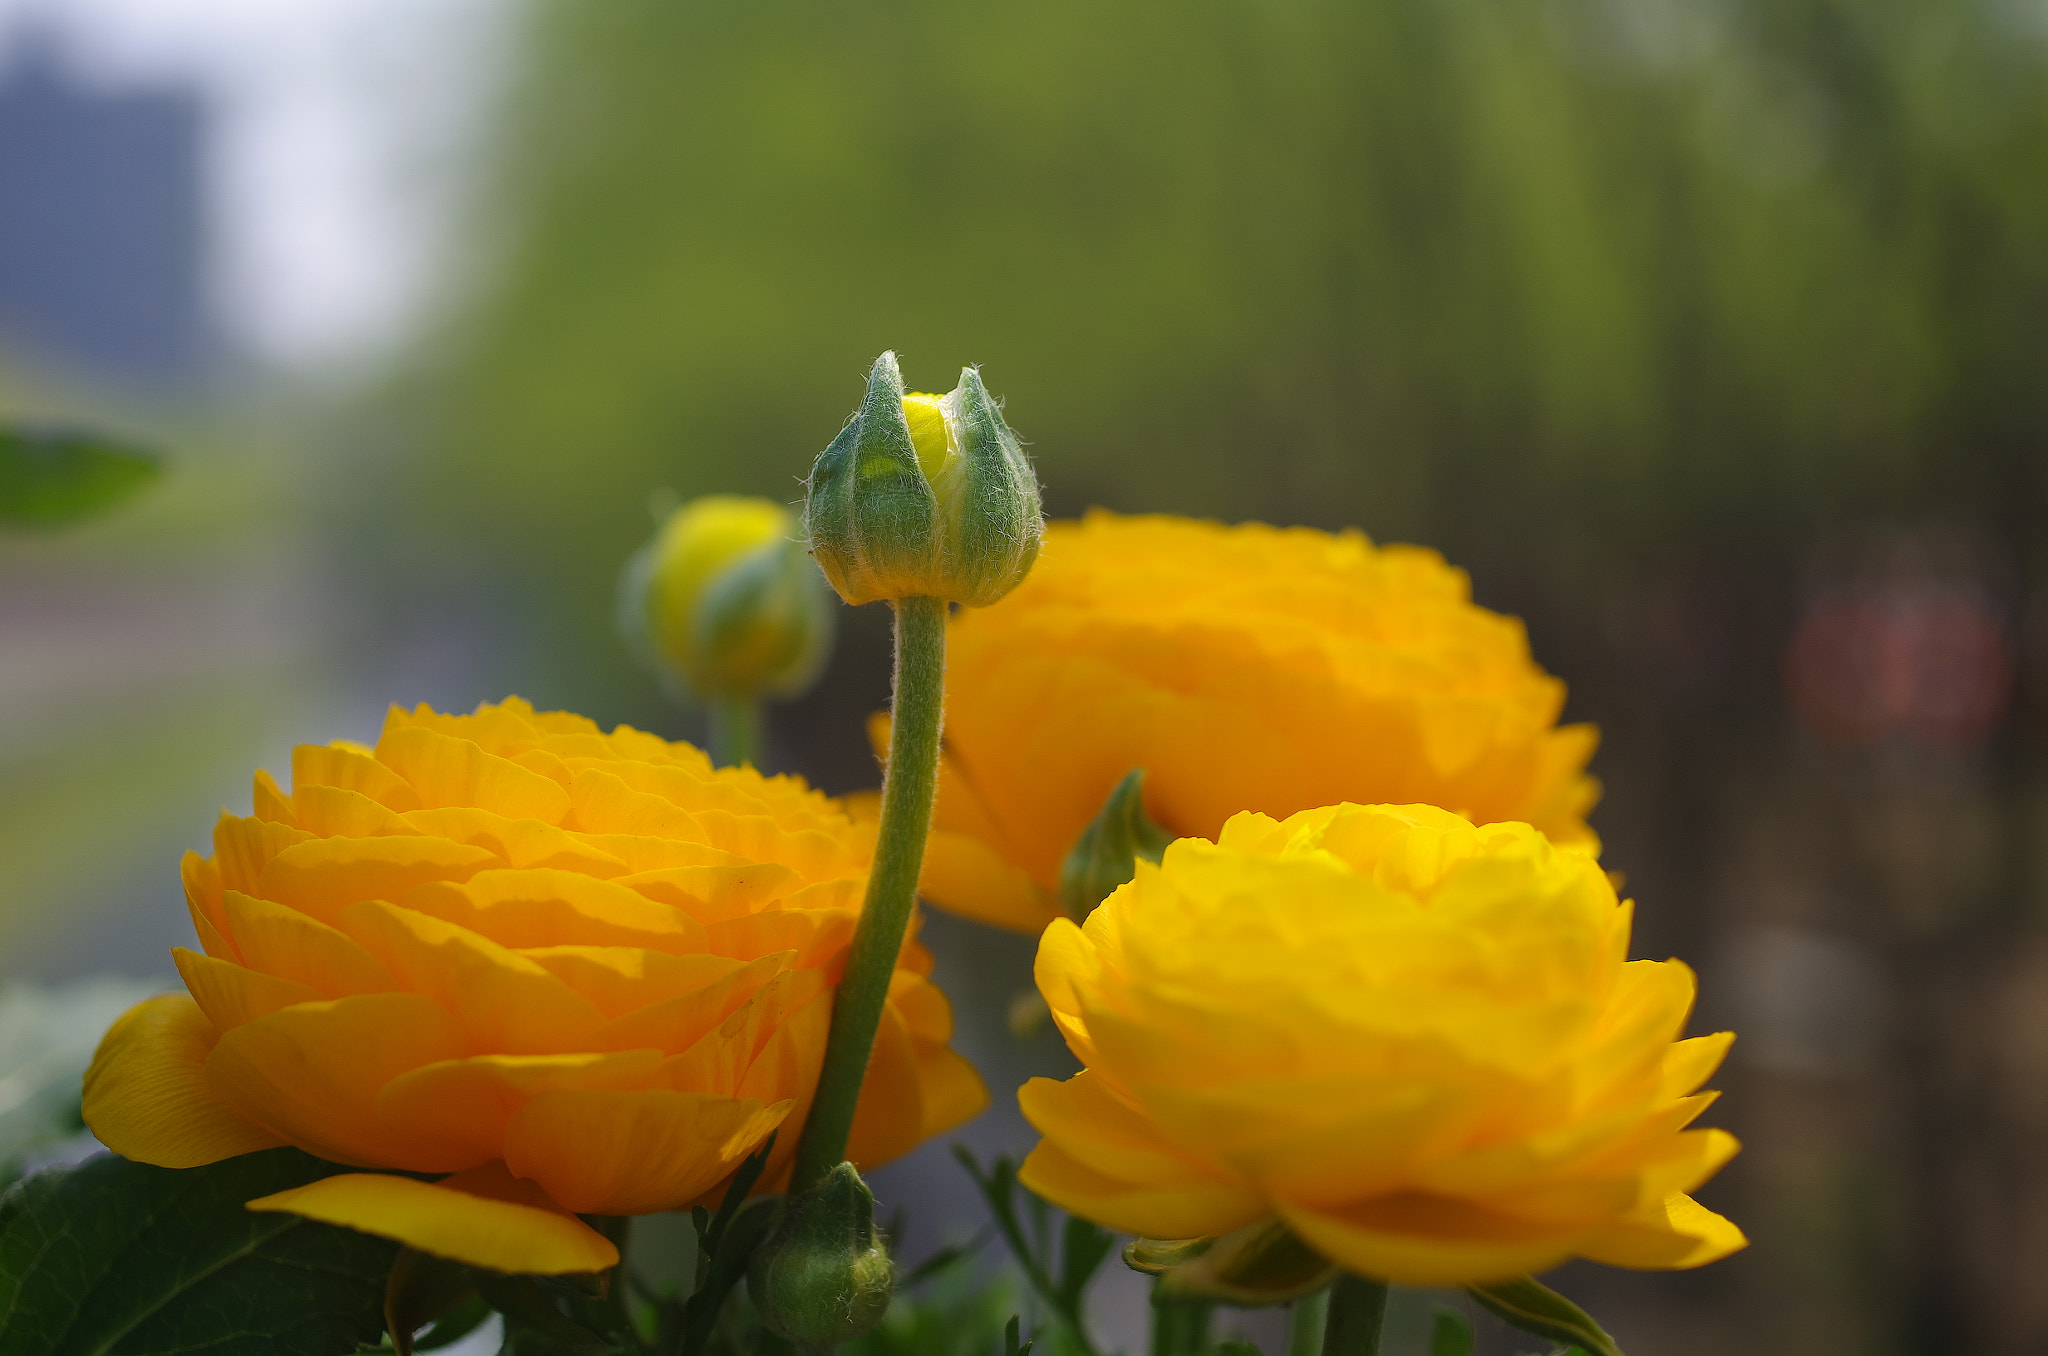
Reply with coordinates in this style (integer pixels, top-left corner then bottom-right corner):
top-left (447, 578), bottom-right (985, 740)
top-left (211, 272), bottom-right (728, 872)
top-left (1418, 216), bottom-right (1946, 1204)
top-left (4, 0), bottom-right (2047, 1351)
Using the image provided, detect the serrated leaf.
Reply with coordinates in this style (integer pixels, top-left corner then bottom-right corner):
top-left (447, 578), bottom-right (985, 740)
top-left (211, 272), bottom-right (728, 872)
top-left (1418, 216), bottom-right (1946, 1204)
top-left (0, 425), bottom-right (161, 527)
top-left (0, 1147), bottom-right (398, 1356)
top-left (1466, 1277), bottom-right (1623, 1356)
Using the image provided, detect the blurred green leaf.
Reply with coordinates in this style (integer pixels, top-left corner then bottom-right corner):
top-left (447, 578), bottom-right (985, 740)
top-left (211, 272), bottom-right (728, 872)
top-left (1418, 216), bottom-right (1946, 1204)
top-left (0, 1147), bottom-right (396, 1356)
top-left (1429, 1308), bottom-right (1475, 1356)
top-left (0, 425), bottom-right (161, 527)
top-left (1467, 1277), bottom-right (1621, 1356)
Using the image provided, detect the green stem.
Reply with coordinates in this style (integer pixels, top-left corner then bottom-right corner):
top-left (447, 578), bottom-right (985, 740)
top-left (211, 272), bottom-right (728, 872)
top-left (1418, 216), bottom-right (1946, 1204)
top-left (789, 595), bottom-right (947, 1193)
top-left (1287, 1288), bottom-right (1331, 1356)
top-left (1150, 1284), bottom-right (1211, 1356)
top-left (707, 693), bottom-right (763, 769)
top-left (1320, 1275), bottom-right (1387, 1356)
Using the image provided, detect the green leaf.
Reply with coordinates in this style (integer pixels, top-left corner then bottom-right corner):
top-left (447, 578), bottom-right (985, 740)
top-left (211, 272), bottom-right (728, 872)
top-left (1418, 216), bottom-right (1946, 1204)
top-left (1003, 1314), bottom-right (1033, 1356)
top-left (679, 1134), bottom-right (778, 1356)
top-left (1055, 1215), bottom-right (1114, 1312)
top-left (1058, 770), bottom-right (1173, 919)
top-left (0, 1147), bottom-right (398, 1356)
top-left (1429, 1309), bottom-right (1475, 1356)
top-left (0, 425), bottom-right (161, 527)
top-left (1466, 1277), bottom-right (1623, 1356)
top-left (1215, 1341), bottom-right (1263, 1356)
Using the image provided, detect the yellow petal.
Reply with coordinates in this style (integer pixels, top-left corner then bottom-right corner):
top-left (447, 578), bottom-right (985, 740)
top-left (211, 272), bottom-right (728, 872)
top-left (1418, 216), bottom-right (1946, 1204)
top-left (1019, 1136), bottom-right (1266, 1241)
top-left (246, 1162), bottom-right (617, 1275)
top-left (252, 769), bottom-right (299, 827)
top-left (404, 807), bottom-right (628, 875)
top-left (257, 835), bottom-right (498, 926)
top-left (174, 948), bottom-right (320, 1031)
top-left (378, 725), bottom-right (573, 824)
top-left (336, 901), bottom-right (605, 1054)
top-left (205, 992), bottom-right (474, 1170)
top-left (404, 869), bottom-right (705, 954)
top-left (920, 827), bottom-right (1059, 934)
top-left (81, 993), bottom-right (285, 1168)
top-left (504, 1089), bottom-right (790, 1214)
top-left (1575, 1191), bottom-right (1748, 1270)
top-left (617, 863), bottom-right (803, 925)
top-left (521, 946), bottom-right (752, 1019)
top-left (1019, 1072), bottom-right (1218, 1191)
top-left (1276, 1195), bottom-right (1578, 1287)
top-left (293, 742), bottom-right (422, 811)
top-left (222, 891), bottom-right (397, 998)
top-left (577, 953), bottom-right (790, 1051)
top-left (376, 1051), bottom-right (667, 1163)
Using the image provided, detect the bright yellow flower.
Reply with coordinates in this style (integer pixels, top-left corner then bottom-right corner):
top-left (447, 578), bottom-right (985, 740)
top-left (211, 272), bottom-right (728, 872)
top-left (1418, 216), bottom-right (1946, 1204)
top-left (1019, 803), bottom-right (1742, 1286)
top-left (83, 699), bottom-right (983, 1275)
top-left (905, 512), bottom-right (1603, 933)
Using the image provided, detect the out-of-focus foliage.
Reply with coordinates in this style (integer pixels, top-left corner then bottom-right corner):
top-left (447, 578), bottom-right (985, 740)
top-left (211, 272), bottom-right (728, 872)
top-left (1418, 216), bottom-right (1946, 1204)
top-left (0, 424), bottom-right (160, 527)
top-left (394, 0), bottom-right (2048, 716)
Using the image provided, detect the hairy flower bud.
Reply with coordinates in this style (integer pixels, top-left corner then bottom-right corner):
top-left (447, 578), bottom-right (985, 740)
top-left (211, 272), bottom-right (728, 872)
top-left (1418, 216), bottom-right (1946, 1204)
top-left (747, 1161), bottom-right (895, 1347)
top-left (805, 352), bottom-right (1042, 607)
top-left (619, 495), bottom-right (834, 701)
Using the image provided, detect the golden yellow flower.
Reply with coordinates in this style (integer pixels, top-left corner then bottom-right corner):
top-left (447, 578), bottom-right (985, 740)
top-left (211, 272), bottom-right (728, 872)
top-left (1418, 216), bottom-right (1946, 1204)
top-left (82, 699), bottom-right (983, 1275)
top-left (1019, 803), bottom-right (1742, 1286)
top-left (906, 513), bottom-right (1603, 933)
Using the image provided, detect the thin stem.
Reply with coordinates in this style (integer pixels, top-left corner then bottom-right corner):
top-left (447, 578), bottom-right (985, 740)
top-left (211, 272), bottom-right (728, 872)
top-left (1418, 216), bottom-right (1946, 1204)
top-left (1149, 1283), bottom-right (1211, 1356)
top-left (789, 595), bottom-right (947, 1193)
top-left (707, 693), bottom-right (763, 769)
top-left (1320, 1275), bottom-right (1388, 1356)
top-left (1287, 1288), bottom-right (1331, 1356)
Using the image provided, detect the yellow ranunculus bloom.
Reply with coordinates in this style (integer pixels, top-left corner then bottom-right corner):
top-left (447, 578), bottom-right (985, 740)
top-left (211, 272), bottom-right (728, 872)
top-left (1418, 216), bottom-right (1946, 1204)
top-left (1019, 803), bottom-right (1742, 1286)
top-left (903, 512), bottom-right (1602, 933)
top-left (83, 698), bottom-right (984, 1274)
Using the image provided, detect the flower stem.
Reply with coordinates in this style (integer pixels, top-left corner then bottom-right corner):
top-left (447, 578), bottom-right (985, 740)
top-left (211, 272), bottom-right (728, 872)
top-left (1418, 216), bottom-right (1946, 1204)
top-left (1287, 1287), bottom-right (1331, 1356)
top-left (707, 693), bottom-right (763, 770)
top-left (789, 595), bottom-right (947, 1193)
top-left (1149, 1287), bottom-right (1211, 1356)
top-left (1320, 1275), bottom-right (1388, 1356)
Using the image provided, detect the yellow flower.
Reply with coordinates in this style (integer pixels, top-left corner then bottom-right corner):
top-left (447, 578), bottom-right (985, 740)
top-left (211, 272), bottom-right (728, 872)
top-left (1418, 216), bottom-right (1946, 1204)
top-left (1019, 803), bottom-right (1742, 1286)
top-left (906, 512), bottom-right (1602, 932)
top-left (83, 699), bottom-right (984, 1275)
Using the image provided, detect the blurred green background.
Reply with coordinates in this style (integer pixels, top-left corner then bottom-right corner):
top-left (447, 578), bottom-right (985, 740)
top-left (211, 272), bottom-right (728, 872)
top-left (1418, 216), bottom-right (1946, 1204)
top-left (7, 0), bottom-right (2048, 1351)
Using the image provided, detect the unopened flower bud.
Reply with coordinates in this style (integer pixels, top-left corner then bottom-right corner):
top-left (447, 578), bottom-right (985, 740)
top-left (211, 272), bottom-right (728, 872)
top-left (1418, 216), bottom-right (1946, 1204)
top-left (746, 1162), bottom-right (895, 1347)
top-left (805, 352), bottom-right (1042, 607)
top-left (618, 495), bottom-right (834, 702)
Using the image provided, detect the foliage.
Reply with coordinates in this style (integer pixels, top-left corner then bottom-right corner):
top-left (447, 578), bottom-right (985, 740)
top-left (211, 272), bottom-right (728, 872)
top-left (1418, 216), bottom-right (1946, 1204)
top-left (388, 0), bottom-right (2048, 715)
top-left (0, 424), bottom-right (159, 527)
top-left (0, 1148), bottom-right (396, 1356)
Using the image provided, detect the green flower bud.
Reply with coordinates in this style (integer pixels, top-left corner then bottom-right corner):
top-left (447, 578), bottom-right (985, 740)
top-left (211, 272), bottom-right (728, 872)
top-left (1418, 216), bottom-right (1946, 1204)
top-left (747, 1162), bottom-right (895, 1348)
top-left (805, 352), bottom-right (1042, 607)
top-left (618, 494), bottom-right (835, 702)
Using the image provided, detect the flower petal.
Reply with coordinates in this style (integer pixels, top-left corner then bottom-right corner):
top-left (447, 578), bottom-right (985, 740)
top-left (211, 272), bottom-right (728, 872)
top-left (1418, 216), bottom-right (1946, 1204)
top-left (504, 1089), bottom-right (790, 1214)
top-left (81, 993), bottom-right (285, 1168)
top-left (246, 1161), bottom-right (617, 1274)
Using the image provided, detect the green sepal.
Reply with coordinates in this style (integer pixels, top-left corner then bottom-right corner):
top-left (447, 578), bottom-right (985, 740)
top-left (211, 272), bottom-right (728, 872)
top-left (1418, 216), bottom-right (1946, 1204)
top-left (806, 351), bottom-right (936, 606)
top-left (747, 1161), bottom-right (895, 1347)
top-left (1466, 1276), bottom-right (1623, 1356)
top-left (942, 365), bottom-right (1042, 607)
top-left (1059, 769), bottom-right (1173, 918)
top-left (0, 1147), bottom-right (397, 1356)
top-left (690, 530), bottom-right (836, 699)
top-left (1129, 1220), bottom-right (1336, 1307)
top-left (0, 423), bottom-right (161, 526)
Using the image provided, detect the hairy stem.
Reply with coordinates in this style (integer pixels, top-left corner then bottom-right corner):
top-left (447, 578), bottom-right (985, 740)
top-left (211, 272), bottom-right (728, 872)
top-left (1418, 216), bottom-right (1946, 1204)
top-left (789, 595), bottom-right (947, 1192)
top-left (1287, 1288), bottom-right (1331, 1356)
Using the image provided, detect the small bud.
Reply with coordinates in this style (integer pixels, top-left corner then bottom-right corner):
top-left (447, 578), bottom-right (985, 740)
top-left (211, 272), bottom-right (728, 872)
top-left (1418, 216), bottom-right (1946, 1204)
top-left (746, 1161), bottom-right (894, 1347)
top-left (805, 352), bottom-right (1042, 607)
top-left (1058, 769), bottom-right (1173, 919)
top-left (618, 495), bottom-right (834, 702)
